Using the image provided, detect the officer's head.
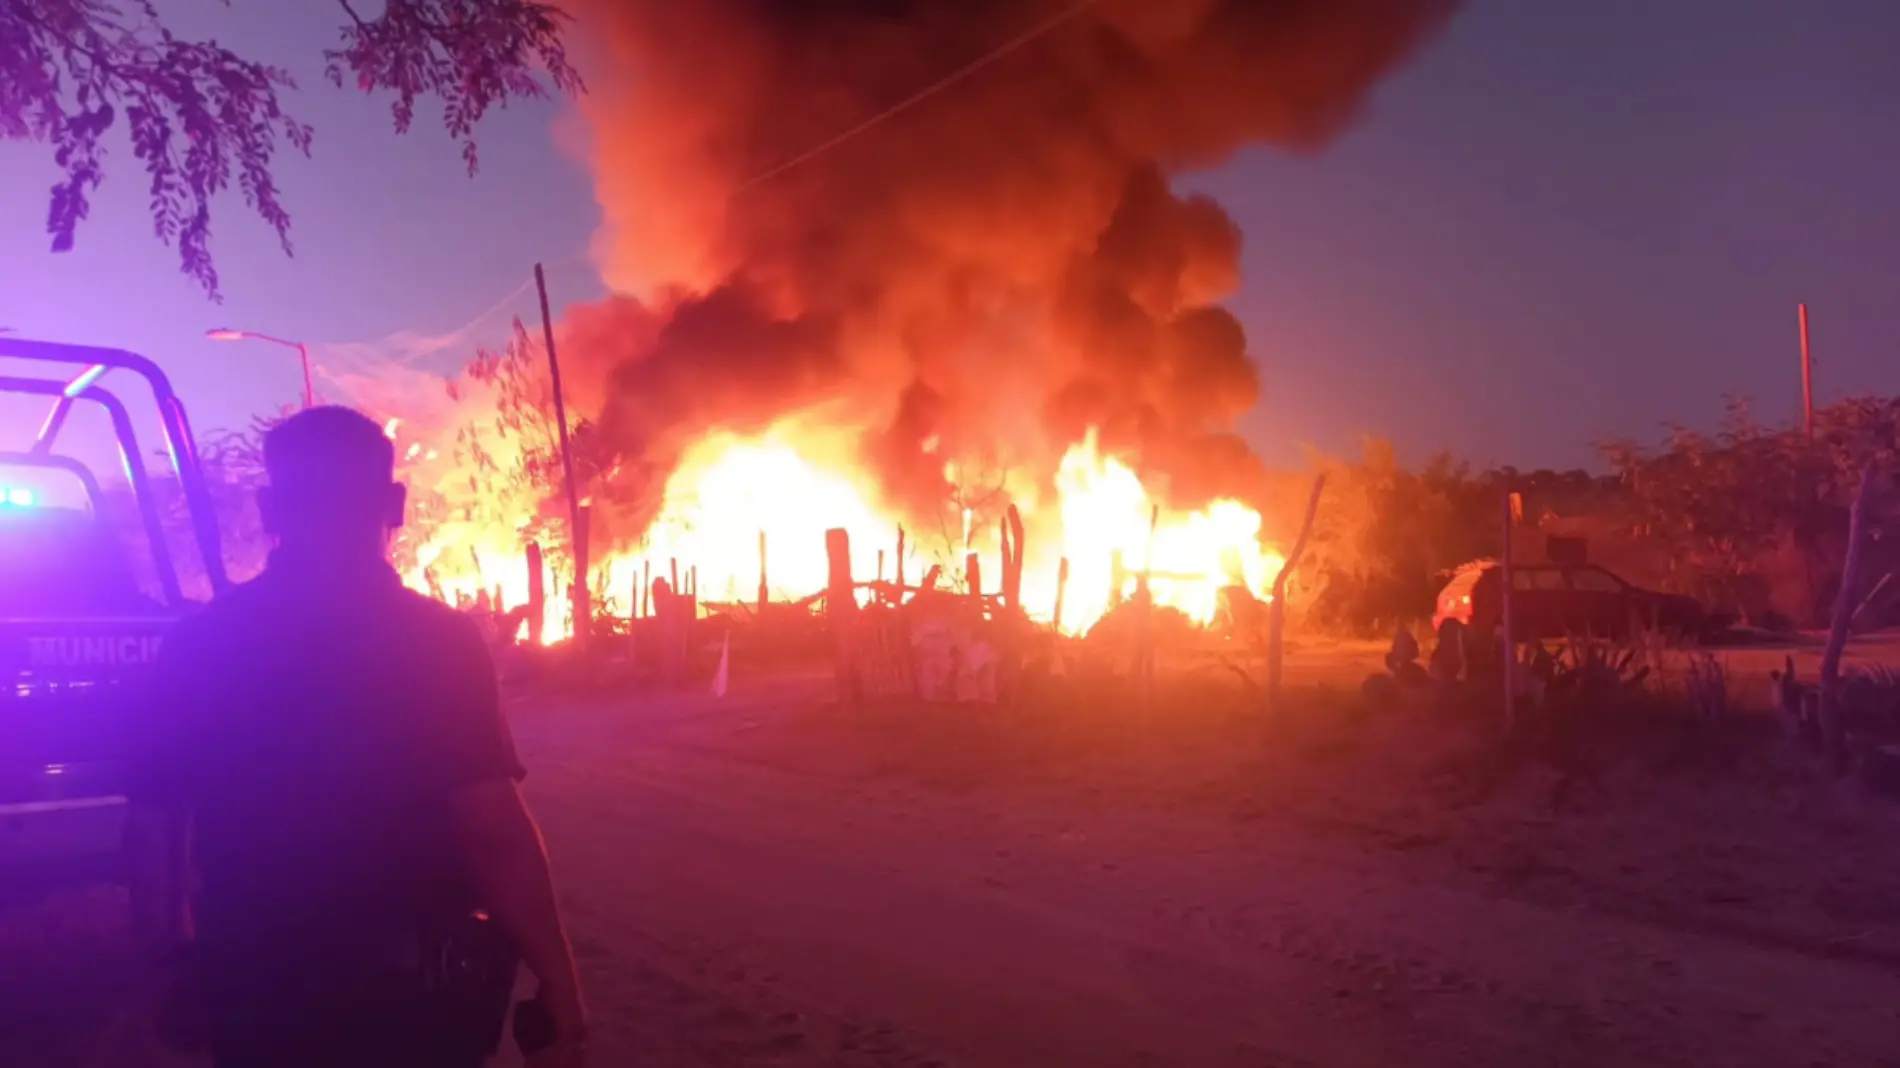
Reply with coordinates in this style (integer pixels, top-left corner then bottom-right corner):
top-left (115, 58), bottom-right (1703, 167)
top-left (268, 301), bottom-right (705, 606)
top-left (259, 406), bottom-right (405, 556)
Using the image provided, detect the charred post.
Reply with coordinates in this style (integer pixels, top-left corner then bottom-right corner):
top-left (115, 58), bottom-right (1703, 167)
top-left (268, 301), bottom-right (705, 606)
top-left (573, 503), bottom-right (593, 647)
top-left (1054, 556), bottom-right (1070, 633)
top-left (1266, 475), bottom-right (1326, 718)
top-left (526, 541), bottom-right (546, 646)
top-left (1004, 504), bottom-right (1026, 611)
top-left (825, 528), bottom-right (860, 703)
top-left (653, 575), bottom-right (684, 687)
top-left (757, 530), bottom-right (769, 614)
top-left (626, 565), bottom-right (640, 668)
top-left (997, 517), bottom-right (1014, 611)
top-left (1132, 505), bottom-right (1160, 691)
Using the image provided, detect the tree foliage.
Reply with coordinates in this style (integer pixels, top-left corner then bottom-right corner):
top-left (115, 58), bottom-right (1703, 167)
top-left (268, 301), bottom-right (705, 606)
top-left (1601, 396), bottom-right (1900, 623)
top-left (186, 412), bottom-right (281, 581)
top-left (1, 0), bottom-right (579, 299)
top-left (1282, 440), bottom-right (1498, 635)
top-left (103, 407), bottom-right (284, 600)
top-left (434, 316), bottom-right (629, 578)
top-left (1264, 439), bottom-right (1624, 636)
top-left (455, 316), bottom-right (580, 555)
top-left (1262, 399), bottom-right (1895, 636)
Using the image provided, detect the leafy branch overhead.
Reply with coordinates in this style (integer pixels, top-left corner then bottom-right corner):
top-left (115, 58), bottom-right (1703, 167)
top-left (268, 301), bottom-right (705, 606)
top-left (1, 0), bottom-right (580, 300)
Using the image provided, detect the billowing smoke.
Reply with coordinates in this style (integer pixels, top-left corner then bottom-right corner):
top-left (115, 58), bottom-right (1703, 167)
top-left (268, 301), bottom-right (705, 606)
top-left (560, 0), bottom-right (1458, 531)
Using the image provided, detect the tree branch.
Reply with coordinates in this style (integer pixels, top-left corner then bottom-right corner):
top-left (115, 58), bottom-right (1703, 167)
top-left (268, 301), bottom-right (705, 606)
top-left (1, 0), bottom-right (581, 299)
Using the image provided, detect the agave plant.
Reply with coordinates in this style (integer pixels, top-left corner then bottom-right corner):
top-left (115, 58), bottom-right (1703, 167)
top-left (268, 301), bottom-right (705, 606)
top-left (1525, 634), bottom-right (1652, 707)
top-left (1684, 652), bottom-right (1728, 721)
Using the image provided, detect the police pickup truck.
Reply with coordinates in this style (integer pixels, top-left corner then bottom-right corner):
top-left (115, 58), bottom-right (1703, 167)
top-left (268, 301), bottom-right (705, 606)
top-left (0, 339), bottom-right (228, 886)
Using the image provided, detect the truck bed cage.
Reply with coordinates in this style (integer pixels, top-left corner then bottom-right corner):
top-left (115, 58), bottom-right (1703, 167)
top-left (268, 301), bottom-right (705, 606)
top-left (0, 338), bottom-right (228, 604)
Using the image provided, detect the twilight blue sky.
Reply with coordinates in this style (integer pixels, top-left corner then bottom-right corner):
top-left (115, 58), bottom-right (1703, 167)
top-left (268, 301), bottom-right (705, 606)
top-left (3, 0), bottom-right (1897, 480)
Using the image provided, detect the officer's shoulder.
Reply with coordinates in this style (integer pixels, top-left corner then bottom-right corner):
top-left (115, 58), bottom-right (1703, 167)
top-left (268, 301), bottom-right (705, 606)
top-left (390, 584), bottom-right (487, 646)
top-left (168, 573), bottom-right (273, 644)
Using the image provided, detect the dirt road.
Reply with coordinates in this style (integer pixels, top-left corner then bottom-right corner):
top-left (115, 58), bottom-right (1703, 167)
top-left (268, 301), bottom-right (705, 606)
top-left (499, 683), bottom-right (1900, 1068)
top-left (9, 667), bottom-right (1900, 1067)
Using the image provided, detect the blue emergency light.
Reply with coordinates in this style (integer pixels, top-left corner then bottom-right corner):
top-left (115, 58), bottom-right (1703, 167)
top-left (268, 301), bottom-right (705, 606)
top-left (0, 486), bottom-right (36, 507)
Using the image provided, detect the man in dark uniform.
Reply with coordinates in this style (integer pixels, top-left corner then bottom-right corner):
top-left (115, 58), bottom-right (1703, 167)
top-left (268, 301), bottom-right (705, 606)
top-left (126, 406), bottom-right (588, 1067)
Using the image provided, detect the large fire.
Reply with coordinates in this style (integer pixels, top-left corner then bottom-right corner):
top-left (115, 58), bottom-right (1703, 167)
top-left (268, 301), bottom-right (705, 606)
top-left (393, 416), bottom-right (1281, 642)
top-left (360, 0), bottom-right (1456, 640)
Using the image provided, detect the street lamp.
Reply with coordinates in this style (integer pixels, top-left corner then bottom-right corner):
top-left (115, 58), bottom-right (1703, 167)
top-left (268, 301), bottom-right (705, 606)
top-left (206, 327), bottom-right (315, 410)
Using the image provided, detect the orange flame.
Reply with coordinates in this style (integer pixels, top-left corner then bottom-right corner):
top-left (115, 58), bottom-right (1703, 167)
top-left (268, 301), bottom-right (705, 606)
top-left (394, 417), bottom-right (1280, 643)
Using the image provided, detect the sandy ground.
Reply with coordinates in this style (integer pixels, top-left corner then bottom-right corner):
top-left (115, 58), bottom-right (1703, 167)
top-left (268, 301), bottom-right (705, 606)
top-left (8, 645), bottom-right (1900, 1067)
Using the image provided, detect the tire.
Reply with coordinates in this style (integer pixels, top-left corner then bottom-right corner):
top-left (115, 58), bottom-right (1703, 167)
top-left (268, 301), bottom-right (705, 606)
top-left (1623, 606), bottom-right (1644, 642)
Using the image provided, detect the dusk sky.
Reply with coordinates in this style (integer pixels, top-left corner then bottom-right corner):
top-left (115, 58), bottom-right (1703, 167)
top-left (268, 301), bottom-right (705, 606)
top-left (4, 0), bottom-right (1897, 475)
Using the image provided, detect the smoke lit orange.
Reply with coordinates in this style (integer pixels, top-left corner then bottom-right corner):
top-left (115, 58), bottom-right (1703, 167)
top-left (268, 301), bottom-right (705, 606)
top-left (366, 0), bottom-right (1453, 643)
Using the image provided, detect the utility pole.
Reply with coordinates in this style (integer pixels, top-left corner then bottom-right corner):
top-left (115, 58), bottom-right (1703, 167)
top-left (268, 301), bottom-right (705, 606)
top-left (1799, 302), bottom-right (1814, 441)
top-left (1500, 486), bottom-right (1518, 736)
top-left (534, 263), bottom-right (589, 648)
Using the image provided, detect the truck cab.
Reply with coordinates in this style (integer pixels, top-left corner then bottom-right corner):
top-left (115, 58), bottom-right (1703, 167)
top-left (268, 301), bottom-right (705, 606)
top-left (0, 339), bottom-right (227, 885)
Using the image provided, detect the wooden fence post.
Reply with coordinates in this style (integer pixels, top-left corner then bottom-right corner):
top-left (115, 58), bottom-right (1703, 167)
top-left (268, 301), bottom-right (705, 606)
top-left (1266, 475), bottom-right (1326, 716)
top-left (1002, 504), bottom-right (1025, 610)
top-left (1134, 506), bottom-right (1160, 694)
top-left (626, 565), bottom-right (640, 669)
top-left (826, 528), bottom-right (860, 703)
top-left (1820, 468), bottom-right (1876, 772)
top-left (1053, 557), bottom-right (1070, 633)
top-left (525, 541), bottom-right (545, 646)
top-left (572, 503), bottom-right (592, 649)
top-left (1500, 487), bottom-right (1518, 736)
top-left (758, 530), bottom-right (769, 614)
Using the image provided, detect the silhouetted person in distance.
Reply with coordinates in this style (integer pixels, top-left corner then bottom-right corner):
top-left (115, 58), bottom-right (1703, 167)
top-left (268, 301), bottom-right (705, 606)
top-left (127, 406), bottom-right (588, 1068)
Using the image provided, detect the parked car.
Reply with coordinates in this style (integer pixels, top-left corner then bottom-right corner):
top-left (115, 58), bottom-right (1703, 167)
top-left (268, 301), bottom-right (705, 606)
top-left (1432, 562), bottom-right (1709, 642)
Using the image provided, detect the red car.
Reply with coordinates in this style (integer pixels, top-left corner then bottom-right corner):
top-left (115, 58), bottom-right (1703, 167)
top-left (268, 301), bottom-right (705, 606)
top-left (1432, 562), bottom-right (1708, 641)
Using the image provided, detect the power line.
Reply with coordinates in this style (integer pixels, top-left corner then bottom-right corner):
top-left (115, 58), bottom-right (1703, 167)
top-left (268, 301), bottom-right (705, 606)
top-left (413, 273), bottom-right (538, 358)
top-left (311, 273), bottom-right (537, 373)
top-left (733, 0), bottom-right (1101, 196)
top-left (311, 256), bottom-right (618, 376)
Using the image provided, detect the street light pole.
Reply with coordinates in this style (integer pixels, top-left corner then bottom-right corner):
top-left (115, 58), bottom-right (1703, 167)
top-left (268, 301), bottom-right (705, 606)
top-left (206, 328), bottom-right (314, 409)
top-left (293, 340), bottom-right (313, 411)
top-left (1798, 303), bottom-right (1814, 441)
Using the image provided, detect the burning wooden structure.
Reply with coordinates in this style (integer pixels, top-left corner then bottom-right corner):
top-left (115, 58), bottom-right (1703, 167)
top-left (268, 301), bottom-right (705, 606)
top-left (450, 473), bottom-right (1303, 704)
